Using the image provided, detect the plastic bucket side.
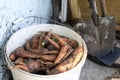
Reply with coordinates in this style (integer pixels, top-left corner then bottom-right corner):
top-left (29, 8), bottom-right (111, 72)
top-left (4, 24), bottom-right (87, 80)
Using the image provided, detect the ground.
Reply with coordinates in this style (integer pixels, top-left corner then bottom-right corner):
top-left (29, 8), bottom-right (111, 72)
top-left (80, 59), bottom-right (119, 80)
top-left (80, 40), bottom-right (120, 80)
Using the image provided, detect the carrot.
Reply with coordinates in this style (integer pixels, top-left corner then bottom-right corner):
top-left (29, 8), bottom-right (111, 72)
top-left (38, 32), bottom-right (46, 49)
top-left (14, 58), bottom-right (25, 65)
top-left (38, 31), bottom-right (51, 48)
top-left (15, 47), bottom-right (41, 58)
top-left (47, 44), bottom-right (56, 50)
top-left (27, 60), bottom-right (43, 73)
top-left (54, 44), bottom-right (70, 64)
top-left (41, 61), bottom-right (55, 69)
top-left (29, 49), bottom-right (42, 54)
top-left (15, 47), bottom-right (57, 61)
top-left (40, 55), bottom-right (57, 62)
top-left (62, 37), bottom-right (78, 48)
top-left (41, 50), bottom-right (58, 55)
top-left (46, 30), bottom-right (52, 37)
top-left (60, 47), bottom-right (74, 62)
top-left (30, 35), bottom-right (39, 49)
top-left (49, 46), bottom-right (84, 74)
top-left (9, 51), bottom-right (16, 61)
top-left (68, 39), bottom-right (78, 48)
top-left (25, 41), bottom-right (48, 54)
top-left (45, 36), bottom-right (60, 49)
top-left (52, 33), bottom-right (66, 46)
top-left (38, 39), bottom-right (44, 49)
top-left (15, 65), bottom-right (30, 72)
top-left (15, 47), bottom-right (32, 58)
top-left (25, 41), bottom-right (41, 53)
top-left (25, 41), bottom-right (30, 50)
top-left (62, 37), bottom-right (69, 42)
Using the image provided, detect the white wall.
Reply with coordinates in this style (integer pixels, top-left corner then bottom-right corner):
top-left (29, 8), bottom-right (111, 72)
top-left (0, 0), bottom-right (51, 48)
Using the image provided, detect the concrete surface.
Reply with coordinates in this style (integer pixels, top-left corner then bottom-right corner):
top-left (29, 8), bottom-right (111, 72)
top-left (80, 59), bottom-right (119, 80)
top-left (80, 40), bottom-right (120, 80)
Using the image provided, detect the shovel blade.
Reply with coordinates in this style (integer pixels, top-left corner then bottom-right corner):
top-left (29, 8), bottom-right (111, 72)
top-left (75, 17), bottom-right (115, 57)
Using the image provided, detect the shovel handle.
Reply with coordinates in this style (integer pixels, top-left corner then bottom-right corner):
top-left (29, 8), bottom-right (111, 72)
top-left (88, 0), bottom-right (99, 26)
top-left (69, 0), bottom-right (83, 21)
top-left (51, 0), bottom-right (61, 22)
top-left (100, 0), bottom-right (107, 17)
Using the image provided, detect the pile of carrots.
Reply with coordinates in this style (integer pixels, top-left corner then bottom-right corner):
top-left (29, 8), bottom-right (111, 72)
top-left (9, 30), bottom-right (84, 75)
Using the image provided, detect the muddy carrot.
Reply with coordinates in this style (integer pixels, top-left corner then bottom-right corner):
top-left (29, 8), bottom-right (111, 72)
top-left (15, 65), bottom-right (30, 72)
top-left (60, 48), bottom-right (74, 62)
top-left (9, 51), bottom-right (16, 61)
top-left (15, 47), bottom-right (57, 61)
top-left (27, 61), bottom-right (43, 73)
top-left (15, 47), bottom-right (32, 58)
top-left (62, 37), bottom-right (78, 48)
top-left (29, 49), bottom-right (42, 54)
top-left (45, 36), bottom-right (60, 49)
top-left (38, 39), bottom-right (44, 49)
top-left (25, 41), bottom-right (30, 50)
top-left (62, 37), bottom-right (69, 42)
top-left (14, 58), bottom-right (25, 65)
top-left (41, 50), bottom-right (58, 55)
top-left (25, 41), bottom-right (41, 53)
top-left (15, 47), bottom-right (42, 58)
top-left (40, 61), bottom-right (55, 69)
top-left (46, 30), bottom-right (52, 37)
top-left (52, 33), bottom-right (66, 46)
top-left (30, 35), bottom-right (39, 49)
top-left (40, 55), bottom-right (57, 62)
top-left (68, 39), bottom-right (78, 48)
top-left (54, 44), bottom-right (70, 64)
top-left (38, 32), bottom-right (46, 49)
top-left (50, 46), bottom-right (84, 74)
top-left (25, 41), bottom-right (48, 54)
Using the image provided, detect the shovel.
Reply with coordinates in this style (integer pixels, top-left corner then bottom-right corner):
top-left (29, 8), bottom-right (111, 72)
top-left (82, 0), bottom-right (120, 66)
top-left (69, 0), bottom-right (102, 57)
top-left (88, 0), bottom-right (116, 57)
top-left (51, 0), bottom-right (61, 22)
top-left (73, 0), bottom-right (115, 58)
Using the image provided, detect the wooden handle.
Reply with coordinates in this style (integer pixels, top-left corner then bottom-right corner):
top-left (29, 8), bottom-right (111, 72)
top-left (61, 0), bottom-right (68, 22)
top-left (69, 0), bottom-right (82, 21)
top-left (88, 0), bottom-right (99, 26)
top-left (100, 0), bottom-right (107, 17)
top-left (51, 0), bottom-right (61, 21)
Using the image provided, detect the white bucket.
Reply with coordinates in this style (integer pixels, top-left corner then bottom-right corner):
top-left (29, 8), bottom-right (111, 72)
top-left (4, 24), bottom-right (87, 80)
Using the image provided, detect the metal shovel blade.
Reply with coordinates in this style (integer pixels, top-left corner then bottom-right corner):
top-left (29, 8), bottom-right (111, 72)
top-left (75, 16), bottom-right (115, 57)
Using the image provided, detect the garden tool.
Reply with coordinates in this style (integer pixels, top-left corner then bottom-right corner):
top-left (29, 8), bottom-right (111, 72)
top-left (69, 0), bottom-right (83, 22)
top-left (60, 0), bottom-right (68, 22)
top-left (51, 0), bottom-right (68, 23)
top-left (92, 0), bottom-right (120, 66)
top-left (88, 0), bottom-right (116, 57)
top-left (51, 0), bottom-right (61, 22)
top-left (85, 0), bottom-right (120, 67)
top-left (69, 0), bottom-right (101, 57)
top-left (51, 0), bottom-right (72, 27)
top-left (72, 0), bottom-right (116, 58)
